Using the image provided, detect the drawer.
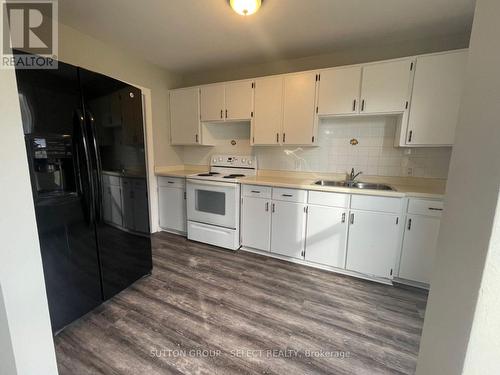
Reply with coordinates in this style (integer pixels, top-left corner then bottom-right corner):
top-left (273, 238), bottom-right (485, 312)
top-left (242, 184), bottom-right (272, 199)
top-left (408, 198), bottom-right (444, 217)
top-left (102, 174), bottom-right (121, 186)
top-left (350, 194), bottom-right (402, 213)
top-left (308, 191), bottom-right (349, 208)
top-left (158, 176), bottom-right (185, 188)
top-left (272, 187), bottom-right (307, 203)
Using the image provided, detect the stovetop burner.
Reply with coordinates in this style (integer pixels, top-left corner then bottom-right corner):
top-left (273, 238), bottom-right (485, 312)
top-left (197, 172), bottom-right (220, 177)
top-left (223, 174), bottom-right (245, 178)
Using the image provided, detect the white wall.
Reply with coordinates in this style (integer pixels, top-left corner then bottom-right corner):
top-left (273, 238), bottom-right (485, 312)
top-left (182, 33), bottom-right (469, 86)
top-left (416, 0), bottom-right (500, 373)
top-left (0, 67), bottom-right (58, 375)
top-left (184, 117), bottom-right (452, 179)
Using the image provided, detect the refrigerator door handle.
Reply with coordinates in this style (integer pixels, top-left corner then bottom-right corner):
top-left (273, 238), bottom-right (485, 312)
top-left (75, 108), bottom-right (95, 224)
top-left (86, 110), bottom-right (103, 223)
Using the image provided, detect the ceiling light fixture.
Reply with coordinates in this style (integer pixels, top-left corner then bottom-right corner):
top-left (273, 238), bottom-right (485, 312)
top-left (229, 0), bottom-right (262, 16)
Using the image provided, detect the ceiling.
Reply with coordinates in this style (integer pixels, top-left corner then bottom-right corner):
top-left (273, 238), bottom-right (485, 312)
top-left (59, 0), bottom-right (475, 74)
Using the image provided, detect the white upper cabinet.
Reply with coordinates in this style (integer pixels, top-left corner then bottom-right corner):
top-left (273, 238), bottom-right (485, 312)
top-left (360, 59), bottom-right (413, 114)
top-left (200, 81), bottom-right (253, 122)
top-left (252, 76), bottom-right (283, 145)
top-left (282, 72), bottom-right (318, 145)
top-left (170, 88), bottom-right (201, 145)
top-left (318, 66), bottom-right (362, 116)
top-left (404, 50), bottom-right (467, 146)
top-left (200, 84), bottom-right (225, 122)
top-left (225, 81), bottom-right (254, 121)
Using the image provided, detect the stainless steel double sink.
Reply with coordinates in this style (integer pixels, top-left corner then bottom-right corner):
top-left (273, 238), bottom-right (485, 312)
top-left (313, 180), bottom-right (394, 191)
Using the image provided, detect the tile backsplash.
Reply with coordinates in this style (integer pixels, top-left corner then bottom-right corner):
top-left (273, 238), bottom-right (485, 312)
top-left (182, 116), bottom-right (452, 179)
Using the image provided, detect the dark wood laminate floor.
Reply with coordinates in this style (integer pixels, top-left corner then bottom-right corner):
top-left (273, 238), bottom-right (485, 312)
top-left (55, 232), bottom-right (428, 375)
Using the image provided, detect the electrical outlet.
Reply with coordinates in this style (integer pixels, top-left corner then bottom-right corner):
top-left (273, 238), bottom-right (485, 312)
top-left (407, 167), bottom-right (414, 176)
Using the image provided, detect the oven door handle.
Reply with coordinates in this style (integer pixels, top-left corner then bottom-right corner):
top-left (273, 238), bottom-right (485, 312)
top-left (186, 179), bottom-right (238, 188)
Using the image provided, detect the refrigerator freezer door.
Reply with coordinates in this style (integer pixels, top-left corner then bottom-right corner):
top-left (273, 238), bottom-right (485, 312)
top-left (79, 68), bottom-right (152, 300)
top-left (15, 59), bottom-right (103, 333)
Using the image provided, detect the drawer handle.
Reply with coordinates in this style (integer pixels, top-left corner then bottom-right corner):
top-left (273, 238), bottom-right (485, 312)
top-left (167, 181), bottom-right (175, 184)
top-left (428, 207), bottom-right (443, 211)
top-left (282, 194), bottom-right (293, 197)
top-left (251, 190), bottom-right (261, 193)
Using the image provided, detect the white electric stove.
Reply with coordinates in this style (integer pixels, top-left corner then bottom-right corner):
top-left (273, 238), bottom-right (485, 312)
top-left (186, 155), bottom-right (256, 250)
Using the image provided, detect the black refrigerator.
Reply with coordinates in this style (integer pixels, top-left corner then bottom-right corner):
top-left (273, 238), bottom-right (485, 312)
top-left (15, 56), bottom-right (153, 333)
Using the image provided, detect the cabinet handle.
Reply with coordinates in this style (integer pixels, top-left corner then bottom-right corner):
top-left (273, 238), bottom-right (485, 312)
top-left (220, 109), bottom-right (223, 119)
top-left (276, 133), bottom-right (279, 143)
top-left (184, 192), bottom-right (186, 200)
top-left (428, 207), bottom-right (443, 211)
top-left (271, 203), bottom-right (275, 213)
top-left (407, 218), bottom-right (412, 230)
top-left (265, 202), bottom-right (269, 212)
top-left (352, 99), bottom-right (356, 112)
top-left (350, 213), bottom-right (355, 224)
top-left (361, 99), bottom-right (365, 112)
top-left (341, 212), bottom-right (346, 223)
top-left (283, 133), bottom-right (286, 143)
top-left (408, 130), bottom-right (413, 143)
top-left (195, 134), bottom-right (199, 143)
top-left (225, 109), bottom-right (228, 118)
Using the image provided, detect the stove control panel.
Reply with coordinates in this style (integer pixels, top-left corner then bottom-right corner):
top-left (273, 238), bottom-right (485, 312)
top-left (211, 155), bottom-right (256, 169)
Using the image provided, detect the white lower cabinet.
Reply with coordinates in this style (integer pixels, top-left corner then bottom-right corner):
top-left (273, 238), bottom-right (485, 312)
top-left (398, 199), bottom-right (442, 285)
top-left (158, 177), bottom-right (186, 234)
top-left (241, 196), bottom-right (271, 251)
top-left (270, 200), bottom-right (307, 259)
top-left (305, 205), bottom-right (348, 268)
top-left (345, 210), bottom-right (401, 279)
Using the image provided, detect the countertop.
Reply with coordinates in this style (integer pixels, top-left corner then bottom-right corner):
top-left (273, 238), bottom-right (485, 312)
top-left (154, 166), bottom-right (445, 199)
top-left (102, 170), bottom-right (146, 179)
top-left (238, 175), bottom-right (445, 199)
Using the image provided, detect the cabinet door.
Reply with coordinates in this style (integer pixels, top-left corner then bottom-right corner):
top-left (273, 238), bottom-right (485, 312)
top-left (170, 88), bottom-right (200, 145)
top-left (253, 76), bottom-right (283, 145)
top-left (282, 72), bottom-right (318, 145)
top-left (133, 186), bottom-right (150, 233)
top-left (121, 180), bottom-right (134, 230)
top-left (360, 59), bottom-right (413, 114)
top-left (346, 211), bottom-right (400, 278)
top-left (305, 206), bottom-right (347, 268)
top-left (241, 196), bottom-right (271, 251)
top-left (399, 215), bottom-right (440, 284)
top-left (225, 81), bottom-right (253, 121)
top-left (318, 67), bottom-right (361, 116)
top-left (200, 84), bottom-right (225, 122)
top-left (109, 185), bottom-right (123, 227)
top-left (158, 186), bottom-right (186, 233)
top-left (406, 51), bottom-right (467, 146)
top-left (270, 200), bottom-right (306, 259)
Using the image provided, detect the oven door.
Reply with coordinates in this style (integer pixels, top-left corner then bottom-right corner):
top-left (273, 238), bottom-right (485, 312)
top-left (186, 179), bottom-right (240, 229)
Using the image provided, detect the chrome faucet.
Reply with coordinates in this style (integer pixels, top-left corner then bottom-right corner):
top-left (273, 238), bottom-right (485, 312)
top-left (347, 168), bottom-right (363, 183)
